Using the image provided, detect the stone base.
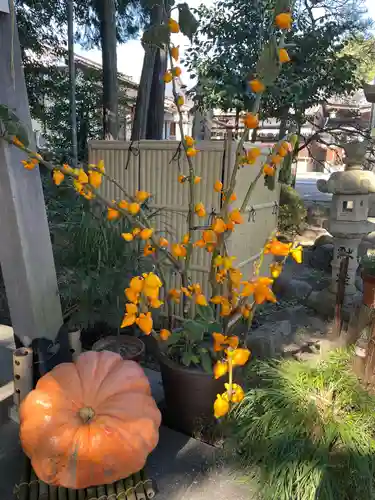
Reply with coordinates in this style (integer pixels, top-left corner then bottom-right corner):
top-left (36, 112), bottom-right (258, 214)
top-left (307, 288), bottom-right (362, 321)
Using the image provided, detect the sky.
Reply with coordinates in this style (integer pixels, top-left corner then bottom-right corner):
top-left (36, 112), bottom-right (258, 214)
top-left (75, 0), bottom-right (375, 87)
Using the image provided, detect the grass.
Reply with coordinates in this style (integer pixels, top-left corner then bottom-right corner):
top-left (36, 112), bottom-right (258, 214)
top-left (228, 349), bottom-right (375, 500)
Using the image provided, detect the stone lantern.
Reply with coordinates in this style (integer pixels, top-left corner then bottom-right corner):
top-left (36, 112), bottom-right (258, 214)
top-left (309, 141), bottom-right (375, 316)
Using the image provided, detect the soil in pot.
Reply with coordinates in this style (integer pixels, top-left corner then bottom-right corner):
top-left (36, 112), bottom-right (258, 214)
top-left (159, 353), bottom-right (241, 438)
top-left (92, 334), bottom-right (145, 362)
top-left (362, 273), bottom-right (375, 308)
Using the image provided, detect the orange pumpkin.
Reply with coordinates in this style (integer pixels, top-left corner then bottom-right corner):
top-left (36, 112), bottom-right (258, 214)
top-left (19, 351), bottom-right (161, 489)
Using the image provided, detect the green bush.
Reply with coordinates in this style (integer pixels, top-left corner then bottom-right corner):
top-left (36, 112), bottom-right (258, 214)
top-left (278, 184), bottom-right (306, 235)
top-left (229, 350), bottom-right (375, 500)
top-left (361, 251), bottom-right (375, 277)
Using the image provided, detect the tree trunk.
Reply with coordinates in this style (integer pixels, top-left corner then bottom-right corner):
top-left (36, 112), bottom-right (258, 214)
top-left (278, 106), bottom-right (288, 140)
top-left (146, 47), bottom-right (167, 139)
top-left (97, 0), bottom-right (118, 139)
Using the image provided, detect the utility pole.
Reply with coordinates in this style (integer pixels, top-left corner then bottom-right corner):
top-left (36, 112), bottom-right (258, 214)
top-left (67, 0), bottom-right (78, 166)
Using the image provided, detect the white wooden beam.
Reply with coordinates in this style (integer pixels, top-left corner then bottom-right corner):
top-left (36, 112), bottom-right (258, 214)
top-left (0, 0), bottom-right (9, 13)
top-left (0, 9), bottom-right (62, 345)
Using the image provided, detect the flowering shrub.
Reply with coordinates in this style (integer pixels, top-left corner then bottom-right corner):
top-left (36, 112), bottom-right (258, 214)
top-left (3, 0), bottom-right (303, 419)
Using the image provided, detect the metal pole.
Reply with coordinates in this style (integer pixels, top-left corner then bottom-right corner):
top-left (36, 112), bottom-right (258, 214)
top-left (67, 0), bottom-right (78, 166)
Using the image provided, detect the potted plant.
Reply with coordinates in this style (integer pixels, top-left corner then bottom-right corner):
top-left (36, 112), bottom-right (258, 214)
top-left (360, 251), bottom-right (375, 308)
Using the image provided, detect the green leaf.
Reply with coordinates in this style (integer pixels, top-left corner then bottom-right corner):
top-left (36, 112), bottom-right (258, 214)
top-left (200, 349), bottom-right (213, 374)
top-left (183, 319), bottom-right (206, 341)
top-left (178, 2), bottom-right (199, 40)
top-left (182, 350), bottom-right (193, 366)
top-left (191, 355), bottom-right (200, 364)
top-left (196, 304), bottom-right (215, 322)
top-left (142, 24), bottom-right (170, 46)
top-left (256, 42), bottom-right (281, 86)
top-left (274, 0), bottom-right (291, 15)
top-left (205, 321), bottom-right (222, 335)
top-left (164, 330), bottom-right (183, 346)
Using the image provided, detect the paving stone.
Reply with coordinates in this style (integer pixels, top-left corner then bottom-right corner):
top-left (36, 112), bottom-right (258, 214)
top-left (0, 421), bottom-right (23, 500)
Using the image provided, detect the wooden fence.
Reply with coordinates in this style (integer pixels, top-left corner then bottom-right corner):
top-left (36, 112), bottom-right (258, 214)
top-left (88, 140), bottom-right (280, 309)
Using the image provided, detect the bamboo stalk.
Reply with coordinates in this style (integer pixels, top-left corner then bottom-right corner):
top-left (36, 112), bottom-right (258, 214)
top-left (140, 470), bottom-right (156, 499)
top-left (18, 455), bottom-right (31, 500)
top-left (115, 480), bottom-right (126, 500)
top-left (77, 490), bottom-right (85, 500)
top-left (106, 483), bottom-right (116, 500)
top-left (48, 485), bottom-right (58, 500)
top-left (29, 469), bottom-right (39, 500)
top-left (58, 487), bottom-right (68, 500)
top-left (13, 347), bottom-right (33, 408)
top-left (124, 476), bottom-right (136, 500)
top-left (38, 479), bottom-right (49, 500)
top-left (97, 485), bottom-right (106, 500)
top-left (67, 489), bottom-right (77, 500)
top-left (86, 487), bottom-right (97, 499)
top-left (133, 472), bottom-right (146, 500)
top-left (67, 330), bottom-right (82, 362)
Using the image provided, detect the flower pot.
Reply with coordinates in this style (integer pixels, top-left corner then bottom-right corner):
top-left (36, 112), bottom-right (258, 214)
top-left (92, 335), bottom-right (145, 362)
top-left (362, 273), bottom-right (375, 308)
top-left (159, 353), bottom-right (230, 436)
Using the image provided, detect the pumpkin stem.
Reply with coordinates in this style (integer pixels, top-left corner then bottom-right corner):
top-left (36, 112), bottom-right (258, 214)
top-left (78, 407), bottom-right (95, 424)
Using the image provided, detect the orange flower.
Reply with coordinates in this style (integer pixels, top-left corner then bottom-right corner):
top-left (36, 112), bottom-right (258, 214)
top-left (88, 170), bottom-right (102, 188)
top-left (118, 200), bottom-right (128, 210)
top-left (210, 295), bottom-right (224, 304)
top-left (150, 298), bottom-right (164, 309)
top-left (185, 135), bottom-right (195, 147)
top-left (125, 288), bottom-right (140, 304)
top-left (169, 289), bottom-right (181, 303)
top-left (160, 329), bottom-right (172, 341)
top-left (62, 163), bottom-right (73, 174)
top-left (264, 238), bottom-right (291, 256)
top-left (214, 393), bottom-right (230, 418)
top-left (107, 207), bottom-right (120, 221)
top-left (243, 113), bottom-right (259, 129)
top-left (182, 233), bottom-right (190, 244)
top-left (195, 202), bottom-right (206, 217)
top-left (194, 176), bottom-right (202, 184)
top-left (229, 208), bottom-right (243, 225)
top-left (214, 180), bottom-right (223, 192)
top-left (128, 202), bottom-right (141, 215)
top-left (279, 48), bottom-right (291, 63)
top-left (121, 313), bottom-right (136, 328)
top-left (140, 228), bottom-right (154, 240)
top-left (144, 243), bottom-right (156, 256)
top-left (225, 383), bottom-right (245, 403)
top-left (194, 239), bottom-right (206, 248)
top-left (195, 294), bottom-right (208, 306)
top-left (121, 233), bottom-right (134, 242)
top-left (173, 66), bottom-right (182, 77)
top-left (187, 147), bottom-right (198, 157)
top-left (275, 12), bottom-right (293, 30)
top-left (136, 312), bottom-right (153, 335)
top-left (172, 243), bottom-right (187, 258)
top-left (159, 237), bottom-right (169, 247)
top-left (226, 220), bottom-right (235, 231)
top-left (135, 190), bottom-right (150, 202)
top-left (130, 276), bottom-right (144, 293)
top-left (247, 147), bottom-right (262, 162)
top-left (214, 360), bottom-right (229, 379)
top-left (241, 304), bottom-right (252, 319)
top-left (168, 18), bottom-right (180, 33)
top-left (178, 175), bottom-right (187, 183)
top-left (271, 154), bottom-right (282, 165)
top-left (163, 71), bottom-right (173, 83)
top-left (22, 158), bottom-right (38, 170)
top-left (12, 136), bottom-right (24, 147)
top-left (263, 164), bottom-right (275, 176)
top-left (203, 230), bottom-right (216, 244)
top-left (212, 333), bottom-right (239, 352)
top-left (171, 46), bottom-right (179, 61)
top-left (220, 298), bottom-right (232, 317)
top-left (231, 348), bottom-right (251, 366)
top-left (278, 146), bottom-right (289, 157)
top-left (53, 170), bottom-right (64, 186)
top-left (229, 268), bottom-right (243, 288)
top-left (249, 79), bottom-right (265, 93)
top-left (143, 272), bottom-right (162, 289)
top-left (212, 218), bottom-right (227, 234)
top-left (133, 228), bottom-right (141, 236)
top-left (216, 270), bottom-right (227, 284)
top-left (241, 277), bottom-right (276, 304)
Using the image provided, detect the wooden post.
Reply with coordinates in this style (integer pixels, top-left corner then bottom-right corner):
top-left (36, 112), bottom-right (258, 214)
top-left (13, 347), bottom-right (33, 408)
top-left (0, 6), bottom-right (63, 348)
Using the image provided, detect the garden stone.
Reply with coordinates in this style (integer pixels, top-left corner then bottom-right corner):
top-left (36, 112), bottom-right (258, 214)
top-left (356, 274), bottom-right (363, 292)
top-left (309, 244), bottom-right (334, 273)
top-left (358, 231), bottom-right (375, 258)
top-left (247, 320), bottom-right (292, 359)
top-left (273, 276), bottom-right (313, 301)
top-left (314, 234), bottom-right (334, 247)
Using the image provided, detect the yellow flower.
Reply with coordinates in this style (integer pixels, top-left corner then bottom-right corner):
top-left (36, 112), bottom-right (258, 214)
top-left (213, 360), bottom-right (229, 379)
top-left (53, 170), bottom-right (64, 186)
top-left (125, 288), bottom-right (140, 304)
top-left (243, 113), bottom-right (259, 129)
top-left (194, 176), bottom-right (202, 184)
top-left (172, 66), bottom-right (182, 77)
top-left (231, 348), bottom-right (251, 367)
top-left (88, 170), bottom-right (102, 188)
top-left (133, 228), bottom-right (141, 236)
top-left (135, 190), bottom-right (150, 202)
top-left (163, 71), bottom-right (173, 83)
top-left (210, 295), bottom-right (224, 304)
top-left (275, 12), bottom-right (293, 30)
top-left (159, 237), bottom-right (169, 247)
top-left (140, 228), bottom-right (154, 240)
top-left (263, 164), bottom-right (275, 176)
top-left (216, 269), bottom-right (227, 284)
top-left (177, 95), bottom-right (184, 106)
top-left (249, 79), bottom-right (265, 93)
top-left (214, 394), bottom-right (230, 418)
top-left (78, 169), bottom-right (88, 184)
top-left (195, 294), bottom-right (208, 306)
top-left (195, 202), bottom-right (206, 218)
top-left (225, 383), bottom-right (245, 403)
top-left (290, 245), bottom-right (303, 264)
top-left (212, 218), bottom-right (227, 234)
top-left (171, 46), bottom-right (179, 61)
top-left (136, 312), bottom-right (153, 335)
top-left (223, 256), bottom-right (236, 270)
top-left (229, 268), bottom-right (243, 288)
top-left (172, 243), bottom-right (187, 258)
top-left (270, 262), bottom-right (283, 278)
top-left (143, 272), bottom-right (162, 289)
top-left (178, 174), bottom-right (187, 184)
top-left (128, 202), bottom-right (141, 215)
top-left (229, 208), bottom-right (243, 225)
top-left (214, 180), bottom-right (223, 192)
top-left (130, 276), bottom-right (144, 293)
top-left (212, 333), bottom-right (239, 352)
top-left (168, 289), bottom-right (181, 303)
top-left (118, 200), bottom-right (129, 210)
top-left (186, 147), bottom-right (198, 157)
top-left (107, 207), bottom-right (120, 221)
top-left (185, 135), bottom-right (195, 147)
top-left (121, 314), bottom-right (136, 328)
top-left (160, 329), bottom-right (172, 341)
top-left (279, 48), bottom-right (291, 63)
top-left (121, 232), bottom-right (134, 242)
top-left (97, 159), bottom-right (105, 173)
top-left (168, 18), bottom-right (180, 33)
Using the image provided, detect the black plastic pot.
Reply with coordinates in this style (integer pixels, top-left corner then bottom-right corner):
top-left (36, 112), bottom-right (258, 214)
top-left (159, 353), bottom-right (231, 436)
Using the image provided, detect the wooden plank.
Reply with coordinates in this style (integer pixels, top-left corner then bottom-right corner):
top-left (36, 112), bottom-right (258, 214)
top-left (0, 7), bottom-right (62, 346)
